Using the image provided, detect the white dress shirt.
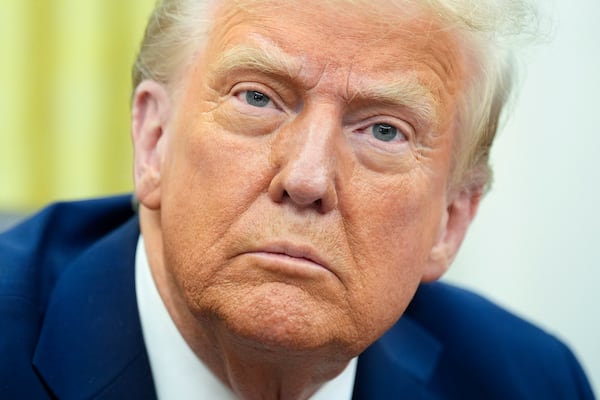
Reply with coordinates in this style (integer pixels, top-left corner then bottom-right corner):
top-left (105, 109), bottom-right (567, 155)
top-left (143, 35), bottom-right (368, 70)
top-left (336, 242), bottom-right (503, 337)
top-left (135, 235), bottom-right (357, 399)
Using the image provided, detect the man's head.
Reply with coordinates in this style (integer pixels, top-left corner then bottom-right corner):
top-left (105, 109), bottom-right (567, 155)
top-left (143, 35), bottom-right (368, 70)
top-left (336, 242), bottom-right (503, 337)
top-left (130, 0), bottom-right (532, 369)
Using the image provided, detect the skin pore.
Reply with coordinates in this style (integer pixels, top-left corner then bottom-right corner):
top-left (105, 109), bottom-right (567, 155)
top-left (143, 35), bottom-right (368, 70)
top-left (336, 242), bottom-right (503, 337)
top-left (132, 0), bottom-right (480, 399)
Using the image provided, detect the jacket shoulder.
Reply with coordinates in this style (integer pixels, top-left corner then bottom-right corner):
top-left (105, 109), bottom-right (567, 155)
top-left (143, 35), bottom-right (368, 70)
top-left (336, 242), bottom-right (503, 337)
top-left (406, 281), bottom-right (594, 398)
top-left (0, 195), bottom-right (136, 299)
top-left (0, 195), bottom-right (138, 398)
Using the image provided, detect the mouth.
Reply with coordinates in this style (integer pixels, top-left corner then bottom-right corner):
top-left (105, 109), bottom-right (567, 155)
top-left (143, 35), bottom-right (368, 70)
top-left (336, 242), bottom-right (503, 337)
top-left (243, 242), bottom-right (333, 278)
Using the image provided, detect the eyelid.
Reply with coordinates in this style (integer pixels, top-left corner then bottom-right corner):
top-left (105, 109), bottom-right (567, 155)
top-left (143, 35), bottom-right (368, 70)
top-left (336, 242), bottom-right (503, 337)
top-left (230, 82), bottom-right (288, 112)
top-left (354, 116), bottom-right (415, 141)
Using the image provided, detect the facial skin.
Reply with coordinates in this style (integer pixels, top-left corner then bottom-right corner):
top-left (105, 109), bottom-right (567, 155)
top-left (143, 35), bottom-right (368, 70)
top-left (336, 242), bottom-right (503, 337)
top-left (132, 1), bottom-right (480, 398)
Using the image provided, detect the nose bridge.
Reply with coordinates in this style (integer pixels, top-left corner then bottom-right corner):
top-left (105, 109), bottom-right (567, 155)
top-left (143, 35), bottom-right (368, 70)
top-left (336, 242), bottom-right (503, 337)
top-left (289, 104), bottom-right (337, 172)
top-left (269, 103), bottom-right (339, 211)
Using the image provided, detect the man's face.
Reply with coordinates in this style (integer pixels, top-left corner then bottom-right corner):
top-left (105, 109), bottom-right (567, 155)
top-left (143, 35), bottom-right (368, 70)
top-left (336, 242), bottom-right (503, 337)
top-left (136, 0), bottom-right (470, 357)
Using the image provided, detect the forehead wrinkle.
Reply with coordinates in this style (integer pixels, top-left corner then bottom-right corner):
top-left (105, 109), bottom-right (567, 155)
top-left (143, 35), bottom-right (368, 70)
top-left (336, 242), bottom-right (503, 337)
top-left (205, 24), bottom-right (441, 128)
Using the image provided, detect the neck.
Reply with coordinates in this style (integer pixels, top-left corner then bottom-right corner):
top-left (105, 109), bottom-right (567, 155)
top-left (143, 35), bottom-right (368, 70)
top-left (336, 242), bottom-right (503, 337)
top-left (156, 270), bottom-right (351, 400)
top-left (211, 329), bottom-right (351, 400)
top-left (157, 280), bottom-right (351, 399)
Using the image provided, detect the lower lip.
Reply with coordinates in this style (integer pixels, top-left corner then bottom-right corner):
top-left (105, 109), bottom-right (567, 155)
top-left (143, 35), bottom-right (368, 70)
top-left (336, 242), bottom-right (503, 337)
top-left (244, 252), bottom-right (329, 278)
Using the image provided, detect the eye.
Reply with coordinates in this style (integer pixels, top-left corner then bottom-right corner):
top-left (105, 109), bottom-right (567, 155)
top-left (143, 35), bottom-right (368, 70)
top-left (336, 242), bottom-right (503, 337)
top-left (244, 90), bottom-right (272, 108)
top-left (371, 123), bottom-right (406, 142)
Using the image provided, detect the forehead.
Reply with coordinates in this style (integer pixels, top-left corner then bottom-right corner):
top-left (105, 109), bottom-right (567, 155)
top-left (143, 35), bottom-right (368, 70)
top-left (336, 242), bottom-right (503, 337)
top-left (212, 1), bottom-right (462, 65)
top-left (197, 0), bottom-right (466, 123)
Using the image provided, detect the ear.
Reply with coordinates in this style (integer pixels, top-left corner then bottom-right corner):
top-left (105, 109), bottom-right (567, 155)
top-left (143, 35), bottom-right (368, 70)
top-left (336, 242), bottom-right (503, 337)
top-left (422, 189), bottom-right (482, 282)
top-left (131, 80), bottom-right (171, 210)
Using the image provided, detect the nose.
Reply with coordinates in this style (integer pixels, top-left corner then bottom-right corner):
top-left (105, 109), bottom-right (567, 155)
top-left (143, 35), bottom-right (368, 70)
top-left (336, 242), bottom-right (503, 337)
top-left (268, 105), bottom-right (339, 213)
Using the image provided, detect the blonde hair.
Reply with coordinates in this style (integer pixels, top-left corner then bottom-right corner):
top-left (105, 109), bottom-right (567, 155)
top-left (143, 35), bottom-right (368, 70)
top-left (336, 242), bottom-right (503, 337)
top-left (132, 0), bottom-right (215, 90)
top-left (132, 0), bottom-right (537, 192)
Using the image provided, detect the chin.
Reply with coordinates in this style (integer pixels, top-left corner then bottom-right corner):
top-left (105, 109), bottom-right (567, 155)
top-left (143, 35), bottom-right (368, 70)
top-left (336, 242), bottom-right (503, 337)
top-left (197, 281), bottom-right (362, 356)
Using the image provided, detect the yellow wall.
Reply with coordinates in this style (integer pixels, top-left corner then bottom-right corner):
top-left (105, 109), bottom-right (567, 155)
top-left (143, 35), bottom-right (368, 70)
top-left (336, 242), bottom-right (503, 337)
top-left (0, 1), bottom-right (156, 211)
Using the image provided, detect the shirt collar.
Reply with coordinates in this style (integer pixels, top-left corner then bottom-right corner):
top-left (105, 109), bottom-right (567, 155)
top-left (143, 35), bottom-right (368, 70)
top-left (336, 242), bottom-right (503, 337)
top-left (135, 235), bottom-right (357, 399)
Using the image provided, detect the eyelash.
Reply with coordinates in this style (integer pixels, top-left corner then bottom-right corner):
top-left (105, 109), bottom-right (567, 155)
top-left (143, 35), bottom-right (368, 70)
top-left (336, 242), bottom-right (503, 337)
top-left (355, 117), bottom-right (413, 144)
top-left (231, 83), bottom-right (284, 111)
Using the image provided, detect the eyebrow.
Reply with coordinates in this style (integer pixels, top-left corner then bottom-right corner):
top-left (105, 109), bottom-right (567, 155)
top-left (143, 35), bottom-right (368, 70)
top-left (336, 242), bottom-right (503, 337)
top-left (209, 42), bottom-right (439, 126)
top-left (350, 77), bottom-right (438, 127)
top-left (209, 42), bottom-right (304, 82)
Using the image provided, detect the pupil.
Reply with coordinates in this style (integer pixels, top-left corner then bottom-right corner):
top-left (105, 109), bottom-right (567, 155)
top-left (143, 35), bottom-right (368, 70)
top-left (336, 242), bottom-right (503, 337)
top-left (246, 91), bottom-right (270, 107)
top-left (373, 123), bottom-right (397, 142)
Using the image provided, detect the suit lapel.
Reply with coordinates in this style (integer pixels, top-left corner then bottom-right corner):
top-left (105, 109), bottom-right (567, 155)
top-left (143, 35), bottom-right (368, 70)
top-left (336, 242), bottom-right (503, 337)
top-left (33, 216), bottom-right (156, 399)
top-left (353, 314), bottom-right (442, 399)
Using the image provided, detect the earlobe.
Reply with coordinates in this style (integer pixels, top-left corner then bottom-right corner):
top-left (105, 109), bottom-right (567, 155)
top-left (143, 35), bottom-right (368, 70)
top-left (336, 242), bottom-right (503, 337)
top-left (131, 80), bottom-right (171, 210)
top-left (422, 190), bottom-right (482, 282)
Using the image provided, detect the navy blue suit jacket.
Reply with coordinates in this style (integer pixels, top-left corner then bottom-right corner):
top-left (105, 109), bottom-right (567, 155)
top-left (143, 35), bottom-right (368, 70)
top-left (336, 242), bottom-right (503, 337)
top-left (0, 196), bottom-right (594, 399)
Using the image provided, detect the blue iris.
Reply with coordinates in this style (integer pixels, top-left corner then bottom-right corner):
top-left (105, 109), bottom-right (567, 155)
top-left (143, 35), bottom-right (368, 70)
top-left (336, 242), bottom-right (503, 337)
top-left (246, 91), bottom-right (271, 107)
top-left (372, 123), bottom-right (398, 142)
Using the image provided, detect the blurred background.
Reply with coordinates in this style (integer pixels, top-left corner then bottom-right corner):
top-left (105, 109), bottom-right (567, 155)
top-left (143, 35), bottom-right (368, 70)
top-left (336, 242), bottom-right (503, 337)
top-left (0, 0), bottom-right (598, 395)
top-left (444, 0), bottom-right (600, 394)
top-left (0, 0), bottom-right (154, 212)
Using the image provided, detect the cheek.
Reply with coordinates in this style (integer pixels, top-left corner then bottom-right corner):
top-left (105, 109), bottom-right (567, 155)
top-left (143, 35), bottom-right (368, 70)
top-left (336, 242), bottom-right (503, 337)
top-left (340, 172), bottom-right (445, 323)
top-left (163, 104), bottom-right (272, 214)
top-left (158, 110), bottom-right (274, 280)
top-left (345, 171), bottom-right (444, 259)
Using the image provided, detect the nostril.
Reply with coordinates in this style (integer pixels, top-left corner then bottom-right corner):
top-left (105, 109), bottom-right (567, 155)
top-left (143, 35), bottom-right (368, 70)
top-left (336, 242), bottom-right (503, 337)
top-left (280, 189), bottom-right (323, 209)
